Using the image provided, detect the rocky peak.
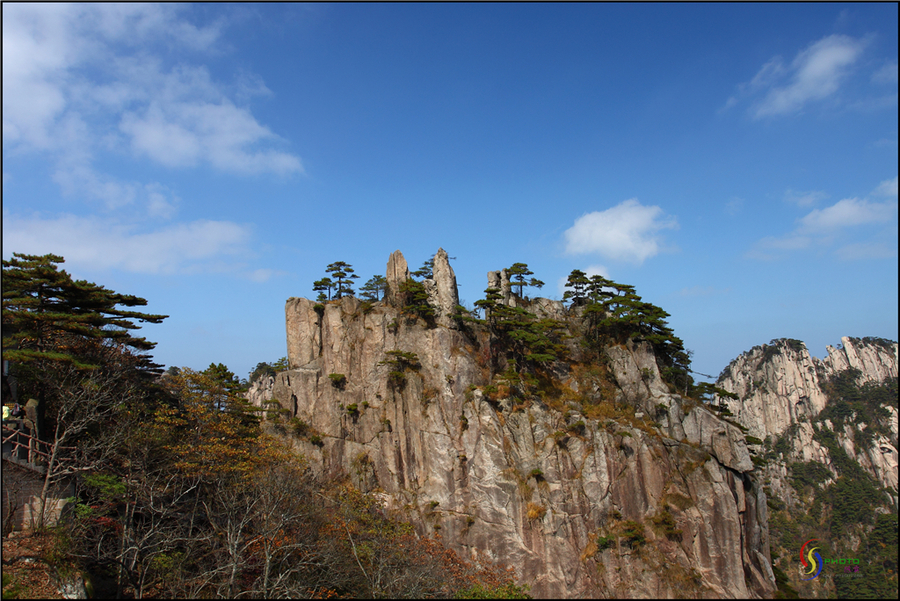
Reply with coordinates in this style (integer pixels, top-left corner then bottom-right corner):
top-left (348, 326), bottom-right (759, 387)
top-left (385, 249), bottom-right (410, 303)
top-left (716, 337), bottom-right (898, 442)
top-left (423, 247), bottom-right (459, 327)
top-left (264, 251), bottom-right (776, 597)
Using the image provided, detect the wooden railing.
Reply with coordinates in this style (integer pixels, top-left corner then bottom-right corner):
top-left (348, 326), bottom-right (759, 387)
top-left (2, 422), bottom-right (50, 465)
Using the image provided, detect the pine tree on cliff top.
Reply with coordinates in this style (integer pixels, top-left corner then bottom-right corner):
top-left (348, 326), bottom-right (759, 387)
top-left (507, 263), bottom-right (544, 300)
top-left (325, 262), bottom-right (359, 299)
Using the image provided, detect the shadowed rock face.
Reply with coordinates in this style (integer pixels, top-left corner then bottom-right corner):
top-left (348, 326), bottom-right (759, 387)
top-left (263, 278), bottom-right (775, 598)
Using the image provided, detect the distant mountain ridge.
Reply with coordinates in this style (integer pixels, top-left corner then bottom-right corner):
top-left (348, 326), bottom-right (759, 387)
top-left (714, 336), bottom-right (898, 598)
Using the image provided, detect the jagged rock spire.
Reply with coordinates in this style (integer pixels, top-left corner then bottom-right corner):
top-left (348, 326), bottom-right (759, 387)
top-left (385, 250), bottom-right (410, 304)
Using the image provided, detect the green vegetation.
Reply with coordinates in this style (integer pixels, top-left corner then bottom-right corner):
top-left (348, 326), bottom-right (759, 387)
top-left (767, 371), bottom-right (898, 599)
top-left (399, 278), bottom-right (436, 323)
top-left (248, 356), bottom-right (289, 384)
top-left (329, 372), bottom-right (347, 389)
top-left (360, 274), bottom-right (388, 302)
top-left (619, 520), bottom-right (646, 548)
top-left (379, 349), bottom-right (422, 388)
top-left (562, 270), bottom-right (691, 391)
top-left (506, 263), bottom-right (545, 300)
top-left (1, 252), bottom-right (531, 599)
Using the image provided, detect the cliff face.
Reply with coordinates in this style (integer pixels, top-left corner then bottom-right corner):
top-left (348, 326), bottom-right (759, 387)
top-left (714, 337), bottom-right (898, 598)
top-left (251, 251), bottom-right (776, 598)
top-left (715, 337), bottom-right (899, 494)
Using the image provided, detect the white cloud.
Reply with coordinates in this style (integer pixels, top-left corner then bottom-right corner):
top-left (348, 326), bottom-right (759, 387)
top-left (784, 189), bottom-right (828, 207)
top-left (799, 197), bottom-right (896, 233)
top-left (872, 60), bottom-right (898, 85)
top-left (725, 34), bottom-right (867, 118)
top-left (3, 213), bottom-right (252, 275)
top-left (747, 178), bottom-right (898, 261)
top-left (835, 242), bottom-right (898, 261)
top-left (872, 176), bottom-right (898, 198)
top-left (563, 199), bottom-right (677, 264)
top-left (2, 2), bottom-right (302, 202)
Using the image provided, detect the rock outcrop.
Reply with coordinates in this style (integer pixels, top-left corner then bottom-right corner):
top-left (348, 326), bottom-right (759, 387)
top-left (424, 248), bottom-right (459, 327)
top-left (715, 337), bottom-right (898, 442)
top-left (714, 337), bottom-right (899, 598)
top-left (258, 250), bottom-right (776, 598)
top-left (385, 250), bottom-right (410, 303)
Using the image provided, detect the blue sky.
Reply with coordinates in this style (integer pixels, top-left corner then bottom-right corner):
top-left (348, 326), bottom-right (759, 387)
top-left (3, 3), bottom-right (898, 382)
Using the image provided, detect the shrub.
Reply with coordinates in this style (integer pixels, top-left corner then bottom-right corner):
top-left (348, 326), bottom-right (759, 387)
top-left (526, 503), bottom-right (546, 521)
top-left (596, 535), bottom-right (616, 551)
top-left (309, 434), bottom-right (323, 447)
top-left (567, 420), bottom-right (586, 434)
top-left (346, 404), bottom-right (359, 416)
top-left (529, 468), bottom-right (544, 480)
top-left (620, 520), bottom-right (645, 548)
top-left (329, 373), bottom-right (347, 389)
top-left (651, 507), bottom-right (682, 541)
top-left (289, 417), bottom-right (309, 436)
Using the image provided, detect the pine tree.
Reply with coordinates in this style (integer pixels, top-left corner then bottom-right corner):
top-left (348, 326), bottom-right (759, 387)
top-left (507, 263), bottom-right (544, 300)
top-left (2, 253), bottom-right (167, 371)
top-left (411, 257), bottom-right (435, 280)
top-left (563, 269), bottom-right (590, 305)
top-left (325, 262), bottom-right (359, 299)
top-left (360, 275), bottom-right (388, 302)
top-left (313, 277), bottom-right (334, 301)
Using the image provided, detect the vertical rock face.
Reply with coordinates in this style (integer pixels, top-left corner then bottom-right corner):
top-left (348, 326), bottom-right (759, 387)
top-left (430, 248), bottom-right (459, 327)
top-left (266, 254), bottom-right (776, 598)
top-left (385, 250), bottom-right (410, 303)
top-left (715, 336), bottom-right (898, 496)
top-left (716, 338), bottom-right (898, 442)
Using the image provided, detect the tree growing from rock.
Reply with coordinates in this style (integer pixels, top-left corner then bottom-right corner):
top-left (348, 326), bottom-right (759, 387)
top-left (360, 275), bottom-right (388, 302)
top-left (313, 277), bottom-right (335, 301)
top-left (325, 262), bottom-right (359, 299)
top-left (411, 256), bottom-right (435, 280)
top-left (507, 263), bottom-right (544, 300)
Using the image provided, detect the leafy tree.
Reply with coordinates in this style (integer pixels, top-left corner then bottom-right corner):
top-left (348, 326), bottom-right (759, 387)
top-left (360, 274), bottom-right (388, 302)
top-left (325, 262), bottom-right (359, 299)
top-left (507, 263), bottom-right (544, 300)
top-left (313, 277), bottom-right (335, 301)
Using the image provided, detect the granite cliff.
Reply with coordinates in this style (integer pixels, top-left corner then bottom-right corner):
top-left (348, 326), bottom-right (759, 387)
top-left (713, 337), bottom-right (898, 598)
top-left (250, 250), bottom-right (776, 598)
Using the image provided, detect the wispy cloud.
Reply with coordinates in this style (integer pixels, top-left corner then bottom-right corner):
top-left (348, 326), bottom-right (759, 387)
top-left (3, 213), bottom-right (253, 275)
top-left (798, 197), bottom-right (895, 232)
top-left (784, 189), bottom-right (828, 207)
top-left (563, 199), bottom-right (678, 264)
top-left (872, 60), bottom-right (898, 85)
top-left (873, 176), bottom-right (898, 197)
top-left (2, 3), bottom-right (302, 210)
top-left (724, 34), bottom-right (868, 118)
top-left (747, 176), bottom-right (898, 261)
